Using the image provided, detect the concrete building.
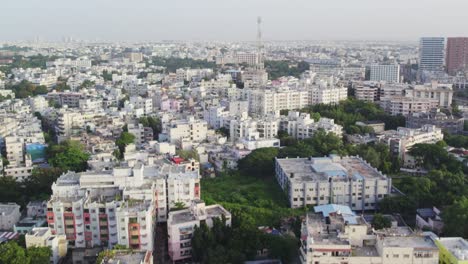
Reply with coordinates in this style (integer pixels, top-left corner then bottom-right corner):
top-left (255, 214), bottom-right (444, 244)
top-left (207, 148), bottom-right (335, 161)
top-left (354, 82), bottom-right (381, 102)
top-left (280, 111), bottom-right (343, 139)
top-left (167, 200), bottom-right (231, 262)
top-left (308, 82), bottom-right (348, 105)
top-left (300, 204), bottom-right (439, 264)
top-left (379, 97), bottom-right (439, 116)
top-left (26, 227), bottom-right (68, 264)
top-left (446, 37), bottom-right (468, 76)
top-left (419, 37), bottom-right (445, 72)
top-left (409, 83), bottom-right (453, 108)
top-left (47, 156), bottom-right (201, 249)
top-left (102, 250), bottom-right (153, 264)
top-left (128, 123), bottom-right (153, 147)
top-left (378, 125), bottom-right (444, 167)
top-left (161, 117), bottom-right (208, 144)
top-left (0, 203), bottom-right (21, 230)
top-left (275, 155), bottom-right (391, 210)
top-left (248, 87), bottom-right (309, 117)
top-left (435, 237), bottom-right (468, 264)
top-left (370, 64), bottom-right (400, 83)
top-left (416, 207), bottom-right (443, 234)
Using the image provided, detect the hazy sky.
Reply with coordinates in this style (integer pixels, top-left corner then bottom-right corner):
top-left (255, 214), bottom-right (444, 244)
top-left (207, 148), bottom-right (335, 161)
top-left (1, 0), bottom-right (467, 41)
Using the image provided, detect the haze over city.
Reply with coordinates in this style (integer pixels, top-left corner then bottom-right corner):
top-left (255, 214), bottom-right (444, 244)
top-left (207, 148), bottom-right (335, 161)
top-left (2, 0), bottom-right (468, 41)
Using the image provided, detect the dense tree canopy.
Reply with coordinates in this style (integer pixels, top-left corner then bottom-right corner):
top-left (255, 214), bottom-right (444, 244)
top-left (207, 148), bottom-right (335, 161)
top-left (265, 60), bottom-right (310, 79)
top-left (442, 196), bottom-right (468, 238)
top-left (0, 242), bottom-right (51, 264)
top-left (47, 140), bottom-right (90, 172)
top-left (115, 132), bottom-right (135, 159)
top-left (6, 80), bottom-right (48, 98)
top-left (238, 147), bottom-right (279, 178)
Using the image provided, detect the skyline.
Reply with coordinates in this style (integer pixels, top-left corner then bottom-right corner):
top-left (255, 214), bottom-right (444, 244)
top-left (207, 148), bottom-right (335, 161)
top-left (1, 0), bottom-right (468, 42)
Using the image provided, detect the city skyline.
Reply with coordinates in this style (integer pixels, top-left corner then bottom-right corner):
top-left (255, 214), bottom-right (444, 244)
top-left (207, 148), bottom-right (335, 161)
top-left (1, 0), bottom-right (468, 42)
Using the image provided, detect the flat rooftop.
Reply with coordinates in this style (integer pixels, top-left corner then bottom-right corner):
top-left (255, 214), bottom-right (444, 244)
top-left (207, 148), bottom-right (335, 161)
top-left (383, 236), bottom-right (437, 250)
top-left (277, 155), bottom-right (387, 182)
top-left (106, 251), bottom-right (149, 264)
top-left (438, 238), bottom-right (468, 260)
top-left (0, 203), bottom-right (19, 215)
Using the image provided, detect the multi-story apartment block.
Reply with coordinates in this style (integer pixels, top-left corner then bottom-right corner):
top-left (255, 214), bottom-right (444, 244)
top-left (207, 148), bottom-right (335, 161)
top-left (275, 155), bottom-right (391, 210)
top-left (167, 200), bottom-right (231, 262)
top-left (128, 96), bottom-right (153, 116)
top-left (228, 112), bottom-right (279, 142)
top-left (55, 110), bottom-right (84, 142)
top-left (128, 123), bottom-right (153, 147)
top-left (446, 37), bottom-right (468, 76)
top-left (46, 156), bottom-right (200, 249)
top-left (280, 111), bottom-right (343, 139)
top-left (370, 64), bottom-right (400, 83)
top-left (354, 82), bottom-right (381, 102)
top-left (408, 83), bottom-right (453, 108)
top-left (248, 87), bottom-right (309, 117)
top-left (47, 91), bottom-right (85, 108)
top-left (419, 37), bottom-right (445, 72)
top-left (300, 204), bottom-right (439, 264)
top-left (46, 57), bottom-right (92, 68)
top-left (162, 116), bottom-right (208, 144)
top-left (308, 82), bottom-right (348, 105)
top-left (378, 125), bottom-right (443, 167)
top-left (379, 97), bottom-right (439, 116)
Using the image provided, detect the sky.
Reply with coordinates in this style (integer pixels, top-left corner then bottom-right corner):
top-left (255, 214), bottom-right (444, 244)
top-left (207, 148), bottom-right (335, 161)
top-left (1, 0), bottom-right (468, 42)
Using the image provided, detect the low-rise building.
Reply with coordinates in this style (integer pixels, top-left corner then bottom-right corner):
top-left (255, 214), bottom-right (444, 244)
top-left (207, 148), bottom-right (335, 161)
top-left (416, 207), bottom-right (443, 234)
top-left (25, 227), bottom-right (68, 264)
top-left (167, 200), bottom-right (231, 262)
top-left (280, 111), bottom-right (343, 139)
top-left (435, 237), bottom-right (468, 264)
top-left (300, 204), bottom-right (439, 264)
top-left (275, 155), bottom-right (391, 210)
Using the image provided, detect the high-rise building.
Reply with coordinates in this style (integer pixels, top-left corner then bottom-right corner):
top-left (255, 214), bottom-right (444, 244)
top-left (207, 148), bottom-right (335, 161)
top-left (419, 37), bottom-right (445, 72)
top-left (369, 64), bottom-right (400, 83)
top-left (446, 37), bottom-right (468, 75)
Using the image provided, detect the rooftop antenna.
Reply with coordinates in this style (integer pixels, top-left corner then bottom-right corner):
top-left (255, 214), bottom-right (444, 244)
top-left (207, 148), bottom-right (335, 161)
top-left (256, 16), bottom-right (264, 69)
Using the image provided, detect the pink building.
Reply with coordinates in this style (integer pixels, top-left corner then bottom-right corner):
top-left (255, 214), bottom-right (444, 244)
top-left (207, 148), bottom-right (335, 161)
top-left (446, 37), bottom-right (468, 75)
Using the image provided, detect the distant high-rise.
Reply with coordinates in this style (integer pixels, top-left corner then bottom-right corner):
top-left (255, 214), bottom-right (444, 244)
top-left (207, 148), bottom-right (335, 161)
top-left (419, 37), bottom-right (445, 72)
top-left (446, 37), bottom-right (468, 76)
top-left (369, 64), bottom-right (400, 83)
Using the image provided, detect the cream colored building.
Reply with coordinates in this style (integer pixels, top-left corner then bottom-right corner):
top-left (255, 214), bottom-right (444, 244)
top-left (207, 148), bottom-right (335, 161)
top-left (248, 87), bottom-right (309, 117)
top-left (280, 111), bottom-right (343, 139)
top-left (26, 227), bottom-right (67, 264)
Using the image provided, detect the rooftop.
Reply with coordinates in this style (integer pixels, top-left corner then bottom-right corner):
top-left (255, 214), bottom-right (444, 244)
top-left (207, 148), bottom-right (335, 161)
top-left (276, 155), bottom-right (387, 182)
top-left (0, 203), bottom-right (20, 215)
top-left (382, 236), bottom-right (438, 250)
top-left (438, 237), bottom-right (468, 261)
top-left (105, 251), bottom-right (151, 264)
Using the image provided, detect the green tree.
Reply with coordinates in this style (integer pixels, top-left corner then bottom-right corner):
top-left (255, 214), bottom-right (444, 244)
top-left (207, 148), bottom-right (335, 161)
top-left (47, 140), bottom-right (90, 172)
top-left (115, 132), bottom-right (135, 159)
top-left (371, 214), bottom-right (392, 230)
top-left (238, 147), bottom-right (279, 178)
top-left (442, 196), bottom-right (468, 238)
top-left (27, 247), bottom-right (52, 264)
top-left (0, 242), bottom-right (30, 264)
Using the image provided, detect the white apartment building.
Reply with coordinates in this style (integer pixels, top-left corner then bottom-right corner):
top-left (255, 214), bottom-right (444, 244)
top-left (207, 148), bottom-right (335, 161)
top-left (162, 116), bottom-right (208, 144)
top-left (370, 64), bottom-right (401, 83)
top-left (228, 112), bottom-right (279, 143)
top-left (55, 110), bottom-right (84, 142)
top-left (280, 111), bottom-right (343, 139)
top-left (28, 96), bottom-right (49, 113)
top-left (275, 155), bottom-right (391, 210)
top-left (379, 97), bottom-right (439, 116)
top-left (128, 96), bottom-right (153, 116)
top-left (0, 203), bottom-right (21, 230)
top-left (248, 87), bottom-right (309, 117)
top-left (242, 68), bottom-right (268, 88)
top-left (47, 91), bottom-right (84, 108)
top-left (378, 125), bottom-right (443, 167)
top-left (46, 57), bottom-right (92, 69)
top-left (5, 136), bottom-right (25, 166)
top-left (167, 200), bottom-right (231, 262)
top-left (26, 227), bottom-right (68, 264)
top-left (308, 82), bottom-right (348, 105)
top-left (300, 204), bottom-right (439, 264)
